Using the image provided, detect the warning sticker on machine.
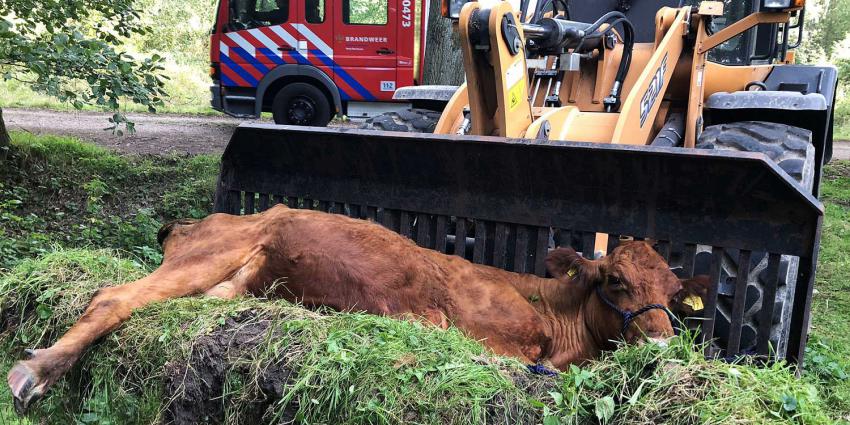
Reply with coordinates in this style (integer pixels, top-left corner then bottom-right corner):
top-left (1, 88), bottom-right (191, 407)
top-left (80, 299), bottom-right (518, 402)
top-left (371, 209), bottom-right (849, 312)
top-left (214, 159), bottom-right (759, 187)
top-left (509, 80), bottom-right (524, 111)
top-left (505, 59), bottom-right (524, 90)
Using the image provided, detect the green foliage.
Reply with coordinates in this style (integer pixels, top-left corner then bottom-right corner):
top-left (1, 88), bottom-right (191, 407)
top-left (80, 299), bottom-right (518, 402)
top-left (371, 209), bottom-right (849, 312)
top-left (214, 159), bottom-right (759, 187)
top-left (0, 131), bottom-right (218, 270)
top-left (0, 66), bottom-right (213, 115)
top-left (538, 334), bottom-right (832, 424)
top-left (0, 0), bottom-right (216, 115)
top-left (806, 162), bottom-right (850, 419)
top-left (133, 0), bottom-right (217, 64)
top-left (348, 0), bottom-right (388, 25)
top-left (798, 1), bottom-right (850, 139)
top-left (803, 0), bottom-right (850, 59)
top-left (0, 0), bottom-right (167, 117)
top-left (833, 100), bottom-right (850, 140)
top-left (159, 155), bottom-right (221, 219)
top-left (0, 249), bottom-right (532, 424)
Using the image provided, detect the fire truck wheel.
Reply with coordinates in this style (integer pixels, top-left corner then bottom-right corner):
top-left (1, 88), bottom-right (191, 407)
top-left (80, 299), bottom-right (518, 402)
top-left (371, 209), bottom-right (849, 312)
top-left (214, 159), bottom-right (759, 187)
top-left (272, 83), bottom-right (332, 127)
top-left (360, 109), bottom-right (444, 133)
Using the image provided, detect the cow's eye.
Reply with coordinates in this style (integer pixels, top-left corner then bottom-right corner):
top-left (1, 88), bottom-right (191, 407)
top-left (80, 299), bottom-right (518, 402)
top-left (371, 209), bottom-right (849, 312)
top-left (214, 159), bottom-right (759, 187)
top-left (608, 275), bottom-right (623, 286)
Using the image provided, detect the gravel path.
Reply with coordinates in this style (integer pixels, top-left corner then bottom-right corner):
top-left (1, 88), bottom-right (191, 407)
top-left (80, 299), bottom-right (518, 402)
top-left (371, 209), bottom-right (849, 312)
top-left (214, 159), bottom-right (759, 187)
top-left (833, 141), bottom-right (850, 161)
top-left (4, 108), bottom-right (246, 155)
top-left (4, 107), bottom-right (850, 159)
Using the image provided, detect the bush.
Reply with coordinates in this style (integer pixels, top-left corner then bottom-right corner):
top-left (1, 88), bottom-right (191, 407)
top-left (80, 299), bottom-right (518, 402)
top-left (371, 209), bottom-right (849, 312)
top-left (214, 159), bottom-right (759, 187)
top-left (0, 132), bottom-right (218, 270)
top-left (833, 100), bottom-right (850, 140)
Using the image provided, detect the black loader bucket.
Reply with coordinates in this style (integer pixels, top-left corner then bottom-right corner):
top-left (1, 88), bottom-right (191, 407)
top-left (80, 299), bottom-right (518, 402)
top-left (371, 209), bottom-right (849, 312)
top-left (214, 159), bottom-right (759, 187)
top-left (214, 124), bottom-right (823, 368)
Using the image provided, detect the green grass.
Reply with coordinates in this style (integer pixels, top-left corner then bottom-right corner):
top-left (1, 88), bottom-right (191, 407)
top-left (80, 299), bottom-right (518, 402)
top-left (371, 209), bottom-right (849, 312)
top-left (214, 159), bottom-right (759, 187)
top-left (833, 101), bottom-right (850, 141)
top-left (804, 161), bottom-right (850, 419)
top-left (0, 134), bottom-right (849, 423)
top-left (0, 131), bottom-right (219, 269)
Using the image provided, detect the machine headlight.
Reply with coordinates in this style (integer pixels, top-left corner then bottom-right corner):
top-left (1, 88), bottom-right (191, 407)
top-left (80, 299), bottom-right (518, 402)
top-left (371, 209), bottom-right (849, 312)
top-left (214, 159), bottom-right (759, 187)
top-left (762, 0), bottom-right (805, 9)
top-left (763, 0), bottom-right (791, 7)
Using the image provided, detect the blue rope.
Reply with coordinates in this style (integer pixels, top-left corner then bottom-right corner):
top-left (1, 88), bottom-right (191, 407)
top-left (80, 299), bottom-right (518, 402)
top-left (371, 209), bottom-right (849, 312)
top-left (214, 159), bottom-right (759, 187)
top-left (595, 286), bottom-right (681, 336)
top-left (527, 363), bottom-right (559, 376)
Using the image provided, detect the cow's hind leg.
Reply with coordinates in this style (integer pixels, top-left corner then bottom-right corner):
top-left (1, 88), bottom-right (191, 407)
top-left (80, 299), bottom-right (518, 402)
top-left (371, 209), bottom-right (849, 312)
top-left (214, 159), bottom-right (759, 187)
top-left (205, 281), bottom-right (240, 299)
top-left (204, 251), bottom-right (268, 299)
top-left (7, 253), bottom-right (262, 414)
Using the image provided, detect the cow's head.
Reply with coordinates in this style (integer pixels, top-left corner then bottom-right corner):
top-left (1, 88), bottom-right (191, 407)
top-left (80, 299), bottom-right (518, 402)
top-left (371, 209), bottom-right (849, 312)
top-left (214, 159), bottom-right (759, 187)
top-left (546, 241), bottom-right (705, 345)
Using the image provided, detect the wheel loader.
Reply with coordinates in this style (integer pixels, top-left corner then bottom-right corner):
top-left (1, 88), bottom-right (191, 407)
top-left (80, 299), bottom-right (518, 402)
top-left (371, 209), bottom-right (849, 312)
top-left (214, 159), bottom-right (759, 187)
top-left (213, 0), bottom-right (837, 369)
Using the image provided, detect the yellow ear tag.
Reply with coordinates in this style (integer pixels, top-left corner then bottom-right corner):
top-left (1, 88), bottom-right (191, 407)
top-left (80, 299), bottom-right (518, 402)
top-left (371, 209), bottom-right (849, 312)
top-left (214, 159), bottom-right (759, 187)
top-left (683, 295), bottom-right (704, 311)
top-left (567, 268), bottom-right (577, 278)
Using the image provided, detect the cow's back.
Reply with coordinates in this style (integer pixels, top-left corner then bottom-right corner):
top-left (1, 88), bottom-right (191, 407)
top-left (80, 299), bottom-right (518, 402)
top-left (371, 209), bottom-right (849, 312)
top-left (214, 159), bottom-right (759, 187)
top-left (258, 205), bottom-right (454, 315)
top-left (162, 205), bottom-right (552, 363)
top-left (262, 206), bottom-right (552, 361)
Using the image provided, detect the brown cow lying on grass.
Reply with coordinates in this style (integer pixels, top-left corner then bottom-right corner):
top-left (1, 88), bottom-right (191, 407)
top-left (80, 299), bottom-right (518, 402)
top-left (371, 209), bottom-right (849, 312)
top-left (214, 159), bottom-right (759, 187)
top-left (8, 204), bottom-right (705, 413)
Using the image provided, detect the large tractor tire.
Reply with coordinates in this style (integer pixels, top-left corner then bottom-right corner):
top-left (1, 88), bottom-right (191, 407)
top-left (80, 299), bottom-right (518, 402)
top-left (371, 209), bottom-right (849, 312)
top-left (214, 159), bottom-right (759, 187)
top-left (360, 109), bottom-right (443, 133)
top-left (693, 121), bottom-right (815, 358)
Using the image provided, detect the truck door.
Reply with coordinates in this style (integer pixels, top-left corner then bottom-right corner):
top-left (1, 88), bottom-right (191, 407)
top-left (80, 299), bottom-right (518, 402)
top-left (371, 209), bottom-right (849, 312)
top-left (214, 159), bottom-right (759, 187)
top-left (332, 0), bottom-right (398, 101)
top-left (220, 0), bottom-right (300, 88)
top-left (295, 0), bottom-right (336, 80)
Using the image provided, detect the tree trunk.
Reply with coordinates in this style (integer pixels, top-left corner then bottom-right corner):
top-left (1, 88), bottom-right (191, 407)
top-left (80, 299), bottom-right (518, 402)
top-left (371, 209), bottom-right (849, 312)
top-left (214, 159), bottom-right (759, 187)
top-left (422, 2), bottom-right (464, 86)
top-left (0, 107), bottom-right (9, 162)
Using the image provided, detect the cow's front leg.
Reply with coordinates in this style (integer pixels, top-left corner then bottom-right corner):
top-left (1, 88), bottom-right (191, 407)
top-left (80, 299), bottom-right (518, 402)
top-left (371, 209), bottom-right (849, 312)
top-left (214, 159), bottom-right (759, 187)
top-left (6, 261), bottom-right (241, 414)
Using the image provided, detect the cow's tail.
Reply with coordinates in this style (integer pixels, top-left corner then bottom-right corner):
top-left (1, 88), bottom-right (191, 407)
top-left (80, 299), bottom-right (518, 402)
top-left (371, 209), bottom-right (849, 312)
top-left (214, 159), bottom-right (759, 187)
top-left (157, 219), bottom-right (201, 246)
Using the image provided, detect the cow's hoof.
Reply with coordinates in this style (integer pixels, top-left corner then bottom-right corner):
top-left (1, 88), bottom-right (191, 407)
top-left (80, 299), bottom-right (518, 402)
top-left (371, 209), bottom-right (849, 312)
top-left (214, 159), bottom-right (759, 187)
top-left (7, 363), bottom-right (43, 415)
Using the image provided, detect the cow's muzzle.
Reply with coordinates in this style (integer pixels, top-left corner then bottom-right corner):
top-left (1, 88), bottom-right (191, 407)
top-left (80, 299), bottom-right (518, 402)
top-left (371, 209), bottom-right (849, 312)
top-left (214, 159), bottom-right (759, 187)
top-left (595, 286), bottom-right (681, 338)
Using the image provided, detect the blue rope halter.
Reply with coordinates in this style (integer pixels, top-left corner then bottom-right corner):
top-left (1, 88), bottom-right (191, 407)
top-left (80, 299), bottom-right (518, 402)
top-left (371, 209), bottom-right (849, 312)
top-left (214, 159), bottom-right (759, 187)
top-left (595, 285), bottom-right (681, 337)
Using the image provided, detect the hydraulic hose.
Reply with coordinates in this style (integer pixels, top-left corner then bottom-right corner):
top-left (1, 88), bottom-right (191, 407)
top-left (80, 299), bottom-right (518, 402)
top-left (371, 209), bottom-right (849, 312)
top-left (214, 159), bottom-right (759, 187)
top-left (606, 17), bottom-right (635, 112)
top-left (575, 11), bottom-right (635, 112)
top-left (523, 10), bottom-right (634, 111)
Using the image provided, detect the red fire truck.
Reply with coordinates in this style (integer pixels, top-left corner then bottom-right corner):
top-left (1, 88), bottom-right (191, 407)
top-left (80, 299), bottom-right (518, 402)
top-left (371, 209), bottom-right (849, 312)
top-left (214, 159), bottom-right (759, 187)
top-left (209, 0), bottom-right (452, 126)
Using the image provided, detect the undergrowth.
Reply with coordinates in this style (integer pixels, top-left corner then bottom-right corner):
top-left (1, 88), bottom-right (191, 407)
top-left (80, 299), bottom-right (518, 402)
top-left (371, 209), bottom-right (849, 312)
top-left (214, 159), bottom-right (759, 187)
top-left (0, 131), bottom-right (218, 270)
top-left (806, 161), bottom-right (850, 418)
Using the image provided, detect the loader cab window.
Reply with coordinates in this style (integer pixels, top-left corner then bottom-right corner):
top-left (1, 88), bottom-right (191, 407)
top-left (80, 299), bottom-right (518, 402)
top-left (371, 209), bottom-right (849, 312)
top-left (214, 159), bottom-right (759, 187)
top-left (343, 0), bottom-right (388, 25)
top-left (683, 0), bottom-right (756, 65)
top-left (228, 0), bottom-right (290, 30)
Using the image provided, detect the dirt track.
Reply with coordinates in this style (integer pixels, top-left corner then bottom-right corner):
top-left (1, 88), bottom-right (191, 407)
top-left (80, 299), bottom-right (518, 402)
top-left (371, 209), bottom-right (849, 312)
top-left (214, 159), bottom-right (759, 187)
top-left (4, 107), bottom-right (850, 159)
top-left (4, 108), bottom-right (246, 155)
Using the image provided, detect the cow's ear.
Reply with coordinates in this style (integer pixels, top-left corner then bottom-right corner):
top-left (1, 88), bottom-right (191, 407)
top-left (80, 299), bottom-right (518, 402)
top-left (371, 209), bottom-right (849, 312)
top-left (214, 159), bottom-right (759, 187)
top-left (545, 247), bottom-right (602, 282)
top-left (670, 275), bottom-right (710, 316)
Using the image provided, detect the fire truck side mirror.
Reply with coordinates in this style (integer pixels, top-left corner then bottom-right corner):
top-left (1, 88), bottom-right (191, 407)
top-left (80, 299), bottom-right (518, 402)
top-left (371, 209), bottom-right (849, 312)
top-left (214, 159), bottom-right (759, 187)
top-left (441, 0), bottom-right (470, 20)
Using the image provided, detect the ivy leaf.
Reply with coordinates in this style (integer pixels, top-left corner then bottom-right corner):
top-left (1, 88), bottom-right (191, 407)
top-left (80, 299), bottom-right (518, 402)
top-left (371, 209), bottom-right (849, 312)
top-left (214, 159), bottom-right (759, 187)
top-left (542, 415), bottom-right (560, 425)
top-left (548, 391), bottom-right (564, 407)
top-left (595, 396), bottom-right (615, 424)
top-left (781, 394), bottom-right (798, 412)
top-left (36, 304), bottom-right (53, 319)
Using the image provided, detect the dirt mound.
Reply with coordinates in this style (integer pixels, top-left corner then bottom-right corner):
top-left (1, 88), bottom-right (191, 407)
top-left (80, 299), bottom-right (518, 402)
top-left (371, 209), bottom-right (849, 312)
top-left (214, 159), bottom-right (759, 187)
top-left (162, 310), bottom-right (297, 424)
